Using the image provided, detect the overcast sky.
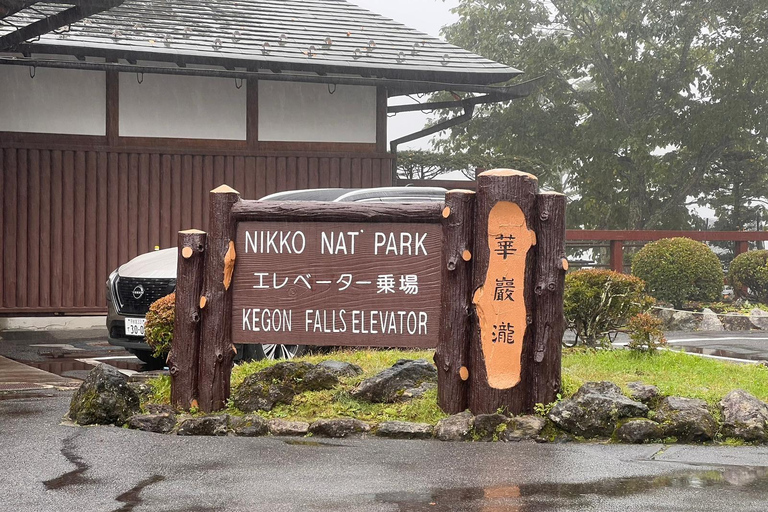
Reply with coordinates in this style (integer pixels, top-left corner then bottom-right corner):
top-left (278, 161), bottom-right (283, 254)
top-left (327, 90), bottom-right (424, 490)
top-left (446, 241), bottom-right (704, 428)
top-left (350, 0), bottom-right (461, 150)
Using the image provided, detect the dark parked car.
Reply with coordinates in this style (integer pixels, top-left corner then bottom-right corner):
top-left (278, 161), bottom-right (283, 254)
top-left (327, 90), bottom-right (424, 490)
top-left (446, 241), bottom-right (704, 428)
top-left (106, 187), bottom-right (447, 365)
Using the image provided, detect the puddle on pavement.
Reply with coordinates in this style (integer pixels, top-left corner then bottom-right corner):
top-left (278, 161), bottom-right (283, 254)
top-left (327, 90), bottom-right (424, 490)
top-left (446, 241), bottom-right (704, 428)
top-left (376, 466), bottom-right (768, 511)
top-left (283, 440), bottom-right (346, 448)
top-left (113, 474), bottom-right (165, 512)
top-left (43, 435), bottom-right (92, 490)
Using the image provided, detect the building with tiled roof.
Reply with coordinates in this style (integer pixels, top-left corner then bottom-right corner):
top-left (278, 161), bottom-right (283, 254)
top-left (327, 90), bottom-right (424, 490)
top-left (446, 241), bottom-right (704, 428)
top-left (0, 0), bottom-right (531, 315)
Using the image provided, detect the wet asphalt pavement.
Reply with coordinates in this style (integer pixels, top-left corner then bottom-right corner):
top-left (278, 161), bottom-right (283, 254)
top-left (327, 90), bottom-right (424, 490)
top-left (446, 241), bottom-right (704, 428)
top-left (2, 391), bottom-right (768, 511)
top-left (2, 328), bottom-right (768, 510)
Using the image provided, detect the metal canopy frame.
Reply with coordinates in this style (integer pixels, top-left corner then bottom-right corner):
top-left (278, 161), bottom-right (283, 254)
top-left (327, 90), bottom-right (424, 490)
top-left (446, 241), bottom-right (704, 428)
top-left (0, 0), bottom-right (123, 51)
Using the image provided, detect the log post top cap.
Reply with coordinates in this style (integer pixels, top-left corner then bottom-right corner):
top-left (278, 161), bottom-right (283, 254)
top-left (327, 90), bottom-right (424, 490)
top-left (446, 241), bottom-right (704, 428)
top-left (180, 229), bottom-right (206, 234)
top-left (479, 169), bottom-right (538, 181)
top-left (211, 184), bottom-right (240, 194)
top-left (446, 189), bottom-right (476, 195)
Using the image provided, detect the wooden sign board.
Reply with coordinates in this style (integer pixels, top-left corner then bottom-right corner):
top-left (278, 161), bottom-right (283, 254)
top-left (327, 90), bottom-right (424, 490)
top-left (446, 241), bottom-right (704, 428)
top-left (171, 176), bottom-right (565, 415)
top-left (231, 221), bottom-right (442, 348)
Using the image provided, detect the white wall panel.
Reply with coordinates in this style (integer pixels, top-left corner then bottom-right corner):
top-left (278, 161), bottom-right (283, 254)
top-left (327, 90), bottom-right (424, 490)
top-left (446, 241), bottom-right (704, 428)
top-left (258, 81), bottom-right (376, 143)
top-left (0, 65), bottom-right (106, 135)
top-left (119, 73), bottom-right (246, 140)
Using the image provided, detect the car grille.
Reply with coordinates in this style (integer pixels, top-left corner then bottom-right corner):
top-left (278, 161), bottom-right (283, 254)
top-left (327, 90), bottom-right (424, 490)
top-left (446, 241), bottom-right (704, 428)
top-left (115, 277), bottom-right (176, 315)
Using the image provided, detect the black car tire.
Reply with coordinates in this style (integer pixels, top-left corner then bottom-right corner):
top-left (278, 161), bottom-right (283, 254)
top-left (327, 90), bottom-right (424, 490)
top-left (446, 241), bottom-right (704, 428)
top-left (129, 349), bottom-right (167, 369)
top-left (253, 344), bottom-right (306, 360)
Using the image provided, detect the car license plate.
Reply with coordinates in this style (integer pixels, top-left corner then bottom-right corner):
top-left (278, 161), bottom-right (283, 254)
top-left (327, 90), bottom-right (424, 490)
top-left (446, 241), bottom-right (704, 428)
top-left (125, 317), bottom-right (146, 337)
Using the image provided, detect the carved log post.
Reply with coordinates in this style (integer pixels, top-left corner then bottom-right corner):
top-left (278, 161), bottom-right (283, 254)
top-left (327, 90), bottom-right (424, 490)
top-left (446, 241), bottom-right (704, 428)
top-left (531, 192), bottom-right (566, 408)
top-left (435, 190), bottom-right (475, 414)
top-left (468, 169), bottom-right (539, 415)
top-left (169, 229), bottom-right (206, 410)
top-left (198, 185), bottom-right (240, 412)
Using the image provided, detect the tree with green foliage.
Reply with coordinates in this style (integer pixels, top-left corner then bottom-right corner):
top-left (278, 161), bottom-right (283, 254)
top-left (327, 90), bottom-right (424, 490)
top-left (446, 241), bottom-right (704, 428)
top-left (698, 146), bottom-right (768, 232)
top-left (435, 0), bottom-right (768, 229)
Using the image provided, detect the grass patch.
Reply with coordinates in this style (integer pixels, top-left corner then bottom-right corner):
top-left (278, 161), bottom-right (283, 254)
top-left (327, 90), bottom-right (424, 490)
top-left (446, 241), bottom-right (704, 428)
top-left (143, 375), bottom-right (171, 408)
top-left (563, 348), bottom-right (768, 407)
top-left (144, 346), bottom-right (768, 425)
top-left (229, 348), bottom-right (446, 424)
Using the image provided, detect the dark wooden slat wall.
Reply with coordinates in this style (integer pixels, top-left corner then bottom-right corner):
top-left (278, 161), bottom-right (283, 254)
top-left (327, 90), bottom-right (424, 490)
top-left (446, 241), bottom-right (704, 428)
top-left (0, 146), bottom-right (395, 315)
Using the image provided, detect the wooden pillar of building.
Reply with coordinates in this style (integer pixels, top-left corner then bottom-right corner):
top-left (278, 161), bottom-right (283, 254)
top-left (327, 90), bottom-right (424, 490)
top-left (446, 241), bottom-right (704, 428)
top-left (197, 185), bottom-right (240, 413)
top-left (435, 190), bottom-right (476, 414)
top-left (169, 229), bottom-right (206, 410)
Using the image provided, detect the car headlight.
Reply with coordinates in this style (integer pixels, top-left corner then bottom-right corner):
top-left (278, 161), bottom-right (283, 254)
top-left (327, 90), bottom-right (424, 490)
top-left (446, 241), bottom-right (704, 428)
top-left (106, 269), bottom-right (119, 302)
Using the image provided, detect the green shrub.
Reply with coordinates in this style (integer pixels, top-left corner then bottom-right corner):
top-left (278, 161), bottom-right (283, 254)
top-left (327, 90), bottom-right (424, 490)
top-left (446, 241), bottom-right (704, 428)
top-left (631, 237), bottom-right (724, 309)
top-left (564, 269), bottom-right (653, 347)
top-left (626, 313), bottom-right (667, 353)
top-left (728, 250), bottom-right (768, 303)
top-left (145, 293), bottom-right (175, 358)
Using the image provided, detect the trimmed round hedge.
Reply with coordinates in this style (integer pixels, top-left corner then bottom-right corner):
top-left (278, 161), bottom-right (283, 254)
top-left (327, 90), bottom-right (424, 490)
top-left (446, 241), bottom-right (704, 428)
top-left (145, 293), bottom-right (175, 358)
top-left (631, 237), bottom-right (723, 308)
top-left (729, 249), bottom-right (768, 304)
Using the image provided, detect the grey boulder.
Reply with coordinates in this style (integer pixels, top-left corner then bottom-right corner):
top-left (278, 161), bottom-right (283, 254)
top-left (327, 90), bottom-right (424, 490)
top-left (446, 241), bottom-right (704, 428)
top-left (435, 411), bottom-right (474, 441)
top-left (627, 382), bottom-right (660, 404)
top-left (473, 413), bottom-right (509, 441)
top-left (230, 415), bottom-right (269, 437)
top-left (615, 419), bottom-right (663, 444)
top-left (719, 389), bottom-right (768, 442)
top-left (177, 415), bottom-right (229, 436)
top-left (656, 397), bottom-right (717, 442)
top-left (69, 364), bottom-right (141, 426)
top-left (351, 359), bottom-right (437, 403)
top-left (700, 308), bottom-right (724, 331)
top-left (655, 309), bottom-right (701, 331)
top-left (721, 313), bottom-right (754, 331)
top-left (127, 413), bottom-right (176, 434)
top-left (548, 381), bottom-right (649, 438)
top-left (318, 360), bottom-right (364, 378)
top-left (501, 416), bottom-right (547, 442)
top-left (749, 309), bottom-right (768, 330)
top-left (309, 418), bottom-right (370, 438)
top-left (268, 419), bottom-right (310, 436)
top-left (375, 421), bottom-right (434, 440)
top-left (232, 362), bottom-right (338, 412)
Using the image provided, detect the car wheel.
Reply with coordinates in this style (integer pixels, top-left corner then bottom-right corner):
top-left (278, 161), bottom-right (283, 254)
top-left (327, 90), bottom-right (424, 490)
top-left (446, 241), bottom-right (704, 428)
top-left (129, 349), bottom-right (167, 369)
top-left (254, 344), bottom-right (306, 360)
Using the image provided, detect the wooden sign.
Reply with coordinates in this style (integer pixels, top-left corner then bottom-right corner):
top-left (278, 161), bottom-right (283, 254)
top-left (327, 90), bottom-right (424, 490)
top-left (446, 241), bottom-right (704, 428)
top-left (170, 175), bottom-right (565, 415)
top-left (473, 201), bottom-right (536, 389)
top-left (231, 221), bottom-right (442, 348)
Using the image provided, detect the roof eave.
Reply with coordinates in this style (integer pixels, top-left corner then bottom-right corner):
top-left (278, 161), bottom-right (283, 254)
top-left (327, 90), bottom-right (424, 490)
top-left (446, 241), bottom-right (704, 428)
top-left (15, 41), bottom-right (523, 87)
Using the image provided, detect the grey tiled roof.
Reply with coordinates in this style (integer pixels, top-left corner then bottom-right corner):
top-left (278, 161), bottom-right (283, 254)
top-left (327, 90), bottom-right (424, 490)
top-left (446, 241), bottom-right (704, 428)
top-left (1, 0), bottom-right (521, 85)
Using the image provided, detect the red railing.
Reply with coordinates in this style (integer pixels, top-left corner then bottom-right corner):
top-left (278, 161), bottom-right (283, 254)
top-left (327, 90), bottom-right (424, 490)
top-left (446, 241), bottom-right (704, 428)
top-left (567, 230), bottom-right (768, 273)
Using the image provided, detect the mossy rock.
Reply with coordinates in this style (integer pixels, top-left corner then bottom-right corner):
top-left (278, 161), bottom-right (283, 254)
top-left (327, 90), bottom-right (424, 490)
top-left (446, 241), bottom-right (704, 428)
top-left (69, 364), bottom-right (141, 425)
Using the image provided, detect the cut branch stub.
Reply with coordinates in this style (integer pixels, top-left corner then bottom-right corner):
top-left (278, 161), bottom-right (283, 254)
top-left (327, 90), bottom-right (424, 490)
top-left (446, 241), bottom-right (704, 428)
top-left (223, 240), bottom-right (236, 290)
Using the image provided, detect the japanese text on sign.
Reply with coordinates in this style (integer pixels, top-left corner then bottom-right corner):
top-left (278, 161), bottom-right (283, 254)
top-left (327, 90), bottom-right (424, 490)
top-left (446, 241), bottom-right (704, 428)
top-left (231, 221), bottom-right (442, 348)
